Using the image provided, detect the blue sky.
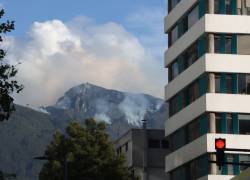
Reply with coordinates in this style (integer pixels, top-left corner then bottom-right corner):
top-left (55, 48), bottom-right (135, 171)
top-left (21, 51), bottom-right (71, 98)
top-left (1, 0), bottom-right (166, 36)
top-left (0, 0), bottom-right (168, 107)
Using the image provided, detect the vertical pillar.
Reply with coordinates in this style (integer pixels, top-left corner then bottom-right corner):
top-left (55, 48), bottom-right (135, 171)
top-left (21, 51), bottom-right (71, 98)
top-left (207, 0), bottom-right (217, 172)
top-left (208, 0), bottom-right (215, 14)
top-left (209, 111), bottom-right (216, 177)
top-left (237, 0), bottom-right (242, 14)
top-left (208, 73), bottom-right (215, 93)
top-left (208, 34), bottom-right (215, 53)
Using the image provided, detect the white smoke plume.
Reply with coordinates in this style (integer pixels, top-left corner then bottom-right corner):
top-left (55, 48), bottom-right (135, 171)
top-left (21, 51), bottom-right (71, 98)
top-left (4, 16), bottom-right (166, 107)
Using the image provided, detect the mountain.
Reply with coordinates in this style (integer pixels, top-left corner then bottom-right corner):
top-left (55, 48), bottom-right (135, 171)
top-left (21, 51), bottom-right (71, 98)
top-left (0, 105), bottom-right (55, 180)
top-left (0, 83), bottom-right (168, 180)
top-left (46, 83), bottom-right (167, 138)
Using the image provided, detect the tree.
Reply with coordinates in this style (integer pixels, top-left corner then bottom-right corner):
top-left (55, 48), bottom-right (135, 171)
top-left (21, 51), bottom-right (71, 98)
top-left (0, 9), bottom-right (23, 121)
top-left (39, 119), bottom-right (138, 180)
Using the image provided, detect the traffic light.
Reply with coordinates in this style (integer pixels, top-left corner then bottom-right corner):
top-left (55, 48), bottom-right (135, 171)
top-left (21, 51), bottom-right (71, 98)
top-left (215, 138), bottom-right (226, 169)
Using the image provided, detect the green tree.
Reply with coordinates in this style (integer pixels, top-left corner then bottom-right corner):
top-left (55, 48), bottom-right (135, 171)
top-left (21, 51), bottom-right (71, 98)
top-left (0, 9), bottom-right (23, 121)
top-left (39, 119), bottom-right (138, 180)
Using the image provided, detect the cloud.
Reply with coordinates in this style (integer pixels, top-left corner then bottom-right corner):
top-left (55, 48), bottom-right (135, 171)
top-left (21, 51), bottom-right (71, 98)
top-left (4, 16), bottom-right (166, 107)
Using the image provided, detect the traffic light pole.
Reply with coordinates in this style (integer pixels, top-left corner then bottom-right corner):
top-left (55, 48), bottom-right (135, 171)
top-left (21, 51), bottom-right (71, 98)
top-left (212, 138), bottom-right (250, 169)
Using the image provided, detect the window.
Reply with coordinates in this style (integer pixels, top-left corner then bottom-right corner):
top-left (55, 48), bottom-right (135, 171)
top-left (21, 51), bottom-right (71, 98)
top-left (187, 118), bottom-right (200, 142)
top-left (227, 154), bottom-right (234, 175)
top-left (225, 0), bottom-right (232, 14)
top-left (188, 81), bottom-right (199, 104)
top-left (171, 165), bottom-right (187, 180)
top-left (188, 5), bottom-right (199, 29)
top-left (214, 0), bottom-right (220, 14)
top-left (246, 75), bottom-right (250, 94)
top-left (184, 43), bottom-right (198, 68)
top-left (237, 74), bottom-right (250, 94)
top-left (168, 0), bottom-right (180, 12)
top-left (125, 142), bottom-right (128, 152)
top-left (226, 74), bottom-right (233, 93)
top-left (172, 61), bottom-right (179, 80)
top-left (239, 114), bottom-right (250, 135)
top-left (215, 74), bottom-right (221, 93)
top-left (169, 95), bottom-right (178, 116)
top-left (216, 114), bottom-right (222, 133)
top-left (240, 154), bottom-right (250, 171)
top-left (170, 155), bottom-right (209, 180)
top-left (161, 140), bottom-right (169, 149)
top-left (214, 35), bottom-right (221, 53)
top-left (148, 139), bottom-right (160, 148)
top-left (238, 74), bottom-right (247, 94)
top-left (171, 128), bottom-right (186, 151)
top-left (216, 114), bottom-right (233, 133)
top-left (214, 0), bottom-right (234, 15)
top-left (225, 35), bottom-right (232, 53)
top-left (169, 25), bottom-right (178, 46)
top-left (215, 74), bottom-right (234, 93)
top-left (227, 114), bottom-right (233, 134)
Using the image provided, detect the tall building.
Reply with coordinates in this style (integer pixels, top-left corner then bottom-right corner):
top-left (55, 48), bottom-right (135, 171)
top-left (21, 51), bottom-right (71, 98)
top-left (114, 129), bottom-right (169, 180)
top-left (165, 0), bottom-right (250, 179)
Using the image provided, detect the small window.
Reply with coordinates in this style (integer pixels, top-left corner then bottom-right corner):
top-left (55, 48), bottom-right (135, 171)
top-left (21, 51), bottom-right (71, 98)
top-left (125, 142), bottom-right (128, 152)
top-left (161, 140), bottom-right (169, 149)
top-left (215, 74), bottom-right (221, 93)
top-left (188, 5), bottom-right (199, 29)
top-left (239, 114), bottom-right (250, 135)
top-left (226, 114), bottom-right (233, 134)
top-left (169, 25), bottom-right (178, 46)
top-left (238, 74), bottom-right (247, 94)
top-left (225, 36), bottom-right (232, 54)
top-left (214, 0), bottom-right (220, 14)
top-left (148, 139), bottom-right (160, 148)
top-left (226, 74), bottom-right (233, 93)
top-left (246, 75), bottom-right (250, 94)
top-left (214, 35), bottom-right (221, 53)
top-left (225, 0), bottom-right (232, 15)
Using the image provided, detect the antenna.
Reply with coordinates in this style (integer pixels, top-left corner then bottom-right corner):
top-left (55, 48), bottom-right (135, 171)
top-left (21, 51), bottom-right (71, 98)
top-left (142, 119), bottom-right (147, 130)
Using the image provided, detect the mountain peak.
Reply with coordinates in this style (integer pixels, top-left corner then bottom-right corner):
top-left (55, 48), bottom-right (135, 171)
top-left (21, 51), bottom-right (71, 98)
top-left (51, 83), bottom-right (166, 127)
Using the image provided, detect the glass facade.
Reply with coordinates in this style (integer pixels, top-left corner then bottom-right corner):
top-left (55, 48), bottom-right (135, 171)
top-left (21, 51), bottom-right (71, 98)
top-left (168, 3), bottom-right (200, 47)
top-left (169, 74), bottom-right (208, 117)
top-left (167, 113), bottom-right (250, 154)
top-left (168, 114), bottom-right (208, 153)
top-left (170, 154), bottom-right (209, 180)
top-left (168, 37), bottom-right (204, 82)
top-left (168, 33), bottom-right (238, 83)
top-left (170, 153), bottom-right (248, 180)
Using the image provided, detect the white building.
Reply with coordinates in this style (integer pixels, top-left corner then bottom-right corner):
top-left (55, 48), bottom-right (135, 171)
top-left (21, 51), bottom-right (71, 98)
top-left (165, 0), bottom-right (250, 179)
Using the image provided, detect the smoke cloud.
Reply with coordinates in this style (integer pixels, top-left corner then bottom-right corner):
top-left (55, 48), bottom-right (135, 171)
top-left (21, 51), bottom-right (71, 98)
top-left (4, 16), bottom-right (166, 107)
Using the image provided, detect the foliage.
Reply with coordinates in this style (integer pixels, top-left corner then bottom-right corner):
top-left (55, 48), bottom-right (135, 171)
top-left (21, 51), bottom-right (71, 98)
top-left (39, 119), bottom-right (138, 180)
top-left (0, 9), bottom-right (23, 121)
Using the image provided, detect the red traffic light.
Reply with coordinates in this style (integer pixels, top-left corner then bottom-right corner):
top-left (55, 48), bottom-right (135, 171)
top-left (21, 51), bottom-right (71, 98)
top-left (215, 138), bottom-right (226, 149)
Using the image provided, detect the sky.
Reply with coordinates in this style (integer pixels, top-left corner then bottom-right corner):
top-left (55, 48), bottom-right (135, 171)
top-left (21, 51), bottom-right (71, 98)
top-left (0, 0), bottom-right (168, 107)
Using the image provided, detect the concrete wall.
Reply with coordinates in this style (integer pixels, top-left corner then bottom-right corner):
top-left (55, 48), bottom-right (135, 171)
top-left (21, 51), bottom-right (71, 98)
top-left (114, 129), bottom-right (169, 180)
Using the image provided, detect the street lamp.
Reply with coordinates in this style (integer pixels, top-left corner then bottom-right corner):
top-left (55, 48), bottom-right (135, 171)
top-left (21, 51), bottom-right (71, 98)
top-left (34, 156), bottom-right (68, 180)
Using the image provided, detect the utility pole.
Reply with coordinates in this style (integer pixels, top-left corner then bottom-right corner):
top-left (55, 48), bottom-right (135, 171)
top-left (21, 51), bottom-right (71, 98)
top-left (142, 119), bottom-right (147, 180)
